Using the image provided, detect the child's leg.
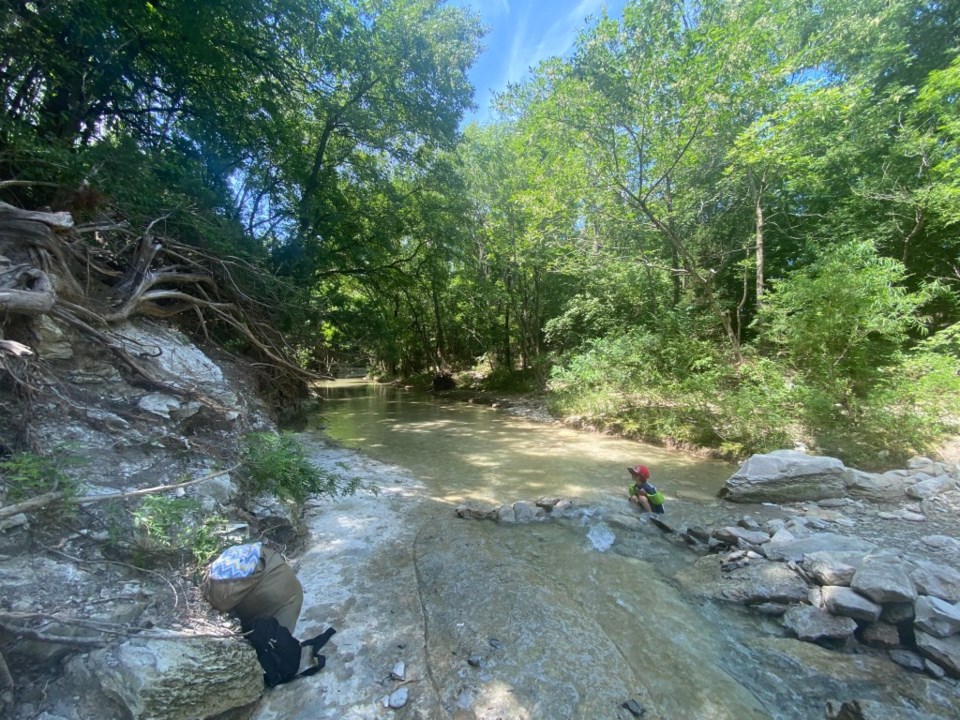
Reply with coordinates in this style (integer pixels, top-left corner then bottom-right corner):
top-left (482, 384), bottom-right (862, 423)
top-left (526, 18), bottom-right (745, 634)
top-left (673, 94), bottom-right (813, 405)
top-left (637, 496), bottom-right (652, 512)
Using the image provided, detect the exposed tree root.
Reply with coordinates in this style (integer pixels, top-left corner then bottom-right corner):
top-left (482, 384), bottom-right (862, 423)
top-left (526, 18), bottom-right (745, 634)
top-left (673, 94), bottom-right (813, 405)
top-left (0, 194), bottom-right (323, 447)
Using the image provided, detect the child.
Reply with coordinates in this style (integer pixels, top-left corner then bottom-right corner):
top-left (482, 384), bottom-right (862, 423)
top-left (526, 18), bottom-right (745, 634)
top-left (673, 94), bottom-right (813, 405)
top-left (627, 465), bottom-right (666, 514)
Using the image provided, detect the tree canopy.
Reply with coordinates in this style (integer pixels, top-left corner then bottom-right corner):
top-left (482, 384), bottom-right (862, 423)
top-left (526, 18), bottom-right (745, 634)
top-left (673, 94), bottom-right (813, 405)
top-left (2, 0), bottom-right (959, 466)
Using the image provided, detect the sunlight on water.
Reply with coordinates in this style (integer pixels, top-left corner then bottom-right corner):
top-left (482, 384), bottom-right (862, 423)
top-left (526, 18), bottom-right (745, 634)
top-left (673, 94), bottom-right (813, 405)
top-left (311, 380), bottom-right (735, 505)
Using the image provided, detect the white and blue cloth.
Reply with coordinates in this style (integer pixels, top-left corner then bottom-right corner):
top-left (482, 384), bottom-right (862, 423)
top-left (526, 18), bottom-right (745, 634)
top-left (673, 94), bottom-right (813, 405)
top-left (209, 542), bottom-right (262, 580)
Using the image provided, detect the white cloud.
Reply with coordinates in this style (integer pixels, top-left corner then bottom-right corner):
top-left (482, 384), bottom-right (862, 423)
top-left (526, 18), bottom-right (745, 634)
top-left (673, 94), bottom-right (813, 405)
top-left (504, 0), bottom-right (606, 85)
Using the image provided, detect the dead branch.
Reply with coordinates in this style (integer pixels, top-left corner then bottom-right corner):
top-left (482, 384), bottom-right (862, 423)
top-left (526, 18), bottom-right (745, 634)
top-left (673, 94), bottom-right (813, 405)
top-left (0, 464), bottom-right (241, 521)
top-left (0, 619), bottom-right (106, 648)
top-left (0, 201), bottom-right (73, 229)
top-left (0, 340), bottom-right (33, 357)
top-left (0, 613), bottom-right (240, 643)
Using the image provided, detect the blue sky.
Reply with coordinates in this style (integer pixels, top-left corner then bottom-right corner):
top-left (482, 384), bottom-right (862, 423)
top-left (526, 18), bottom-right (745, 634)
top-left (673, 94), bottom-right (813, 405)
top-left (450, 0), bottom-right (629, 125)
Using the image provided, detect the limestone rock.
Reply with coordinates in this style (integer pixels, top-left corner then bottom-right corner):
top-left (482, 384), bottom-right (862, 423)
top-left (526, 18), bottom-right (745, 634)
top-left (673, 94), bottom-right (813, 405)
top-left (512, 501), bottom-right (545, 523)
top-left (914, 630), bottom-right (960, 678)
top-left (495, 504), bottom-right (516, 523)
top-left (802, 551), bottom-right (865, 587)
top-left (880, 602), bottom-right (916, 624)
top-left (888, 649), bottom-right (926, 672)
top-left (821, 586), bottom-right (882, 622)
top-left (914, 596), bottom-right (960, 638)
top-left (763, 533), bottom-right (876, 563)
top-left (850, 557), bottom-right (917, 604)
top-left (719, 450), bottom-right (848, 503)
top-left (455, 504), bottom-right (498, 520)
top-left (910, 560), bottom-right (960, 603)
top-left (712, 526), bottom-right (771, 546)
top-left (844, 469), bottom-right (902, 501)
top-left (920, 535), bottom-right (960, 553)
top-left (860, 622), bottom-right (901, 649)
top-left (717, 561), bottom-right (810, 606)
top-left (66, 636), bottom-right (263, 720)
top-left (905, 475), bottom-right (956, 500)
top-left (782, 605), bottom-right (858, 642)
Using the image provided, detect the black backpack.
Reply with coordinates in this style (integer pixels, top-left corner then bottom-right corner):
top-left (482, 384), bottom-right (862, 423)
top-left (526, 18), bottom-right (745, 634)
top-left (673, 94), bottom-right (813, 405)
top-left (248, 616), bottom-right (337, 687)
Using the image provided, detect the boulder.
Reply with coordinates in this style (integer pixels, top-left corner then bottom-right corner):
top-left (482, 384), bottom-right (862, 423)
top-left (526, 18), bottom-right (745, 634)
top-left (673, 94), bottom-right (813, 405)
top-left (880, 602), bottom-right (916, 624)
top-left (821, 586), bottom-right (882, 622)
top-left (860, 622), bottom-right (901, 649)
top-left (914, 596), bottom-right (960, 638)
top-left (712, 526), bottom-right (771, 546)
top-left (718, 561), bottom-right (810, 606)
top-left (842, 469), bottom-right (903, 501)
top-left (914, 630), bottom-right (960, 678)
top-left (512, 501), bottom-right (545, 523)
top-left (456, 503), bottom-right (499, 520)
top-left (65, 636), bottom-right (263, 720)
top-left (495, 504), bottom-right (516, 524)
top-left (802, 551), bottom-right (866, 587)
top-left (782, 605), bottom-right (858, 642)
top-left (905, 475), bottom-right (956, 500)
top-left (888, 649), bottom-right (926, 672)
top-left (910, 561), bottom-right (960, 603)
top-left (851, 557), bottom-right (917, 604)
top-left (719, 450), bottom-right (847, 503)
top-left (763, 533), bottom-right (876, 563)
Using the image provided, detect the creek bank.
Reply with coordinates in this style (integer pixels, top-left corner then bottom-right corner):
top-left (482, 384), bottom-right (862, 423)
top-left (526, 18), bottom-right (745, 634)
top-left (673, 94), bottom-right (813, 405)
top-left (0, 314), bottom-right (313, 720)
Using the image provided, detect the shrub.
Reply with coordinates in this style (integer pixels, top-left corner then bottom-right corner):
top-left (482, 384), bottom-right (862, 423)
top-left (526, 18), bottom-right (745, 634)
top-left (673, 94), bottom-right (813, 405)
top-left (241, 432), bottom-right (354, 503)
top-left (132, 495), bottom-right (228, 567)
top-left (0, 448), bottom-right (81, 523)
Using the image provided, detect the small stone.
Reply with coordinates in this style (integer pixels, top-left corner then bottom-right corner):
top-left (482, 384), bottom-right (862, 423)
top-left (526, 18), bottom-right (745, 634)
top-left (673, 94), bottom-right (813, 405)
top-left (388, 687), bottom-right (409, 709)
top-left (390, 661), bottom-right (405, 681)
top-left (753, 603), bottom-right (788, 616)
top-left (900, 511), bottom-right (927, 522)
top-left (467, 654), bottom-right (482, 667)
top-left (621, 699), bottom-right (645, 717)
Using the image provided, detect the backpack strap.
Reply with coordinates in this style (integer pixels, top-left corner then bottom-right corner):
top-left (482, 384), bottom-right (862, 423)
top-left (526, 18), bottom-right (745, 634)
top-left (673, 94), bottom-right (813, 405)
top-left (297, 627), bottom-right (336, 677)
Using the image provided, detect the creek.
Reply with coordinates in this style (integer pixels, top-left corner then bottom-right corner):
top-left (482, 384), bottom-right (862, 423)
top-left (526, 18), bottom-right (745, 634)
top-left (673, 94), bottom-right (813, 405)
top-left (299, 380), bottom-right (839, 719)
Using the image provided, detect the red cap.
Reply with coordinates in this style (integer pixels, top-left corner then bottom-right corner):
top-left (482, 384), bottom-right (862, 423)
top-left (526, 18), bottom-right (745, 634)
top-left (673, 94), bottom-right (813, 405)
top-left (628, 465), bottom-right (650, 479)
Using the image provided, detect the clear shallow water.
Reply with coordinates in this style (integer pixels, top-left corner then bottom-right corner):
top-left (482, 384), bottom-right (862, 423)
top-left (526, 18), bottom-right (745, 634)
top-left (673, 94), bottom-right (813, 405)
top-left (310, 379), bottom-right (736, 508)
top-left (307, 381), bottom-right (790, 719)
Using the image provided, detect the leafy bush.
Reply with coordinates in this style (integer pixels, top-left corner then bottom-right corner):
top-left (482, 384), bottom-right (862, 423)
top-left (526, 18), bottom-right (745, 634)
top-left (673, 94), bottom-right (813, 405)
top-left (757, 240), bottom-right (927, 392)
top-left (0, 448), bottom-right (82, 524)
top-left (132, 495), bottom-right (228, 567)
top-left (241, 432), bottom-right (353, 503)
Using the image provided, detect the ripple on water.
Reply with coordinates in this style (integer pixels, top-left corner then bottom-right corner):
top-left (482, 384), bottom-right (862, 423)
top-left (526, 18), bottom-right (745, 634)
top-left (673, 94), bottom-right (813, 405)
top-left (586, 522), bottom-right (616, 552)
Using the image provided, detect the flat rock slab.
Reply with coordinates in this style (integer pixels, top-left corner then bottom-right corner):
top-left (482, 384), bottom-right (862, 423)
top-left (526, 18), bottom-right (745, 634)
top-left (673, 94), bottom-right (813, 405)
top-left (783, 605), bottom-right (858, 641)
top-left (720, 450), bottom-right (848, 503)
top-left (763, 533), bottom-right (877, 562)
